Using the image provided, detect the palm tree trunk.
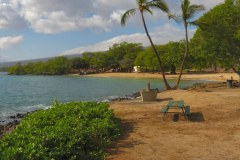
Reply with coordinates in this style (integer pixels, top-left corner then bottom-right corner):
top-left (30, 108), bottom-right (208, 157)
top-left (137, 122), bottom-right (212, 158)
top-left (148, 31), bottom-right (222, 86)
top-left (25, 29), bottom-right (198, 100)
top-left (174, 22), bottom-right (189, 89)
top-left (140, 12), bottom-right (171, 90)
top-left (232, 67), bottom-right (240, 82)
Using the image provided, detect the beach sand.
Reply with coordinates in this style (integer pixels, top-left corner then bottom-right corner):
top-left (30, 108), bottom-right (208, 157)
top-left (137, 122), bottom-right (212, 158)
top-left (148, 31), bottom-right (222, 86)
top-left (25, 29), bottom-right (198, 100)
top-left (85, 72), bottom-right (239, 82)
top-left (92, 72), bottom-right (240, 160)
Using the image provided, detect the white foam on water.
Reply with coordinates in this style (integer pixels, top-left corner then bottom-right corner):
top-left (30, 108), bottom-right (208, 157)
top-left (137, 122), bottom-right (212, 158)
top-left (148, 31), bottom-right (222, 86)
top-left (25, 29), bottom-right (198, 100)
top-left (0, 104), bottom-right (51, 118)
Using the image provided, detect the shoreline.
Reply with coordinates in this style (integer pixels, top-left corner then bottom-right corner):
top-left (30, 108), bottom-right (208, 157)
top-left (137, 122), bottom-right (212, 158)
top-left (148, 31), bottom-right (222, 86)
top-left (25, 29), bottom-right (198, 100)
top-left (70, 72), bottom-right (239, 82)
top-left (0, 92), bottom-right (140, 138)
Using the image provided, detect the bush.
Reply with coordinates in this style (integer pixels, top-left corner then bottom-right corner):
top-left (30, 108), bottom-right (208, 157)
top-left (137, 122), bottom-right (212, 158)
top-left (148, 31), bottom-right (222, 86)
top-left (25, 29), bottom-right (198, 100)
top-left (0, 102), bottom-right (120, 160)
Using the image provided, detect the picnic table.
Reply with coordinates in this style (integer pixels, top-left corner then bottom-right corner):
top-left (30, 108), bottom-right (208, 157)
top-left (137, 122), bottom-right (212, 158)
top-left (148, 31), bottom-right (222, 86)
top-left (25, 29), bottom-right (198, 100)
top-left (160, 100), bottom-right (190, 120)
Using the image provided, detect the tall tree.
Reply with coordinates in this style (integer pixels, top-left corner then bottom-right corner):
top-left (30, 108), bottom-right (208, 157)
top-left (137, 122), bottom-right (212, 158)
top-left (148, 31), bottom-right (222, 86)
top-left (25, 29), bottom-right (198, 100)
top-left (191, 0), bottom-right (240, 81)
top-left (173, 0), bottom-right (205, 89)
top-left (70, 58), bottom-right (89, 72)
top-left (108, 42), bottom-right (143, 71)
top-left (159, 41), bottom-right (185, 74)
top-left (121, 0), bottom-right (172, 90)
top-left (135, 46), bottom-right (159, 72)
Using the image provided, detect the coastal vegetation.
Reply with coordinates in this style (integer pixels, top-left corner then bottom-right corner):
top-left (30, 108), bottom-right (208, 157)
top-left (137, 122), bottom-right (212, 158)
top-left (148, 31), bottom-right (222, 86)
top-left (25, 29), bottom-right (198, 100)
top-left (8, 57), bottom-right (71, 75)
top-left (0, 101), bottom-right (120, 160)
top-left (7, 41), bottom-right (184, 75)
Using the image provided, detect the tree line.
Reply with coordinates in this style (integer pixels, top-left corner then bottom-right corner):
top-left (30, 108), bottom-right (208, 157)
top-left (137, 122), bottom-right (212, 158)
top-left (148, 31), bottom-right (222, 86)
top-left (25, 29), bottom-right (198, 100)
top-left (7, 39), bottom-right (222, 76)
top-left (7, 41), bottom-right (186, 75)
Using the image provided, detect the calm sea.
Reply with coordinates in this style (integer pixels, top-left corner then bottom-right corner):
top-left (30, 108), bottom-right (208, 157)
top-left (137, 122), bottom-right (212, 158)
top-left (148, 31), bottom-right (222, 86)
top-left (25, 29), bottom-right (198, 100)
top-left (0, 72), bottom-right (203, 117)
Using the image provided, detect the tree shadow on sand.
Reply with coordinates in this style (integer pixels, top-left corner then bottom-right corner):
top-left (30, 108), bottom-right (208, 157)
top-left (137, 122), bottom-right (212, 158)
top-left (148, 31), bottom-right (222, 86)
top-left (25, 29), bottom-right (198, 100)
top-left (156, 98), bottom-right (174, 101)
top-left (107, 120), bottom-right (145, 156)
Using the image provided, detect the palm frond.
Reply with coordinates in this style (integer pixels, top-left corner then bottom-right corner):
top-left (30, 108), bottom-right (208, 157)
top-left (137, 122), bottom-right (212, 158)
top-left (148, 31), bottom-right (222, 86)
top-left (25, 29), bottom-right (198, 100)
top-left (189, 4), bottom-right (205, 16)
top-left (189, 20), bottom-right (208, 30)
top-left (168, 13), bottom-right (181, 23)
top-left (139, 0), bottom-right (147, 4)
top-left (181, 0), bottom-right (190, 20)
top-left (147, 0), bottom-right (169, 13)
top-left (181, 0), bottom-right (205, 21)
top-left (121, 9), bottom-right (136, 26)
top-left (142, 6), bottom-right (153, 14)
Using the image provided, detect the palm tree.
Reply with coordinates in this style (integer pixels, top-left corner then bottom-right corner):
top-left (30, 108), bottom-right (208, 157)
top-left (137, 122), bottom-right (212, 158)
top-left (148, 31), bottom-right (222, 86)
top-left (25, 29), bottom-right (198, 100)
top-left (174, 0), bottom-right (205, 89)
top-left (121, 0), bottom-right (172, 90)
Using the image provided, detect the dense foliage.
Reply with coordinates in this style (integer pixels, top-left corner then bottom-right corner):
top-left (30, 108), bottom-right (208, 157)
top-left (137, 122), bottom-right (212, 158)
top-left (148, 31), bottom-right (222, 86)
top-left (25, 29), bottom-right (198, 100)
top-left (8, 57), bottom-right (71, 75)
top-left (135, 41), bottom-right (185, 73)
top-left (190, 0), bottom-right (240, 77)
top-left (0, 102), bottom-right (120, 160)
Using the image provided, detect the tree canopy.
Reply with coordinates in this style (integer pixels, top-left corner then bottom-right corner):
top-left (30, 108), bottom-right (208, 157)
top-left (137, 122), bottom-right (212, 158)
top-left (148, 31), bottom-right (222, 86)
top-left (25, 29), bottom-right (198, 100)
top-left (191, 0), bottom-right (240, 77)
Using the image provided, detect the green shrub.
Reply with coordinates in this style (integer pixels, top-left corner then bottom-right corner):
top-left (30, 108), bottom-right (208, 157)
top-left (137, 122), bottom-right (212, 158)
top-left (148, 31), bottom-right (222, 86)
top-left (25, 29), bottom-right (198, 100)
top-left (0, 102), bottom-right (120, 160)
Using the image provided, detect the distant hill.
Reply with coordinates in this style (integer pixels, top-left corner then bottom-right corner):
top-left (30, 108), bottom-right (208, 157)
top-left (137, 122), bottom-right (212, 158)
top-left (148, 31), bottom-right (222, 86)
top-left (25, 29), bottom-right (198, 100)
top-left (0, 54), bottom-right (82, 68)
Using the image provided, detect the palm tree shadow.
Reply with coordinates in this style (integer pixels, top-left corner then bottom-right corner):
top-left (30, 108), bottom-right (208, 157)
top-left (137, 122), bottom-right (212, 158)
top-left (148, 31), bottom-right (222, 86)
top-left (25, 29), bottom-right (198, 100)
top-left (107, 120), bottom-right (145, 156)
top-left (156, 98), bottom-right (174, 101)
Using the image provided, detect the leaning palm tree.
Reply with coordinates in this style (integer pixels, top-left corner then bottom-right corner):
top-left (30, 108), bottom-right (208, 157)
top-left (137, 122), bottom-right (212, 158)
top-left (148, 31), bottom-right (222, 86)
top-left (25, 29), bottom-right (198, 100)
top-left (174, 0), bottom-right (205, 89)
top-left (121, 0), bottom-right (172, 90)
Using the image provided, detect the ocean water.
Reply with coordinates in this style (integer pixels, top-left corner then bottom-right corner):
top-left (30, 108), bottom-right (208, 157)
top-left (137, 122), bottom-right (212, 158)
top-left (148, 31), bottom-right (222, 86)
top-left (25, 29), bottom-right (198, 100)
top-left (0, 72), bottom-right (203, 117)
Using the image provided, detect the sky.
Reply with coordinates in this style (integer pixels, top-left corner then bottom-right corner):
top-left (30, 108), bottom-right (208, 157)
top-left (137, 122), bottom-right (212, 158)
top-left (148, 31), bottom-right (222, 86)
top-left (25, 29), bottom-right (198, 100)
top-left (0, 0), bottom-right (225, 62)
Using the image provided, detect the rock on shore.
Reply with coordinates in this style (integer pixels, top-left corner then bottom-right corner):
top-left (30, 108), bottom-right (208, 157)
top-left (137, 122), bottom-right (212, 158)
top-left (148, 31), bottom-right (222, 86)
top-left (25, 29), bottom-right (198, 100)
top-left (0, 112), bottom-right (27, 138)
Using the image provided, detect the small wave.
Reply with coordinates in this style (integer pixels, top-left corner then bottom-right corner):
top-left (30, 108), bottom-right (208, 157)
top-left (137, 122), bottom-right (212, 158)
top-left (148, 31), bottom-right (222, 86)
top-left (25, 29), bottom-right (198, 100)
top-left (99, 93), bottom-right (139, 103)
top-left (0, 104), bottom-right (51, 125)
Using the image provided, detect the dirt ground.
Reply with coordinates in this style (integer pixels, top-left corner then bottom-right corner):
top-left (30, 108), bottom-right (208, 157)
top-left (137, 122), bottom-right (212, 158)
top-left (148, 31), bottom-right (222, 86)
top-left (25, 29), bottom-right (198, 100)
top-left (107, 84), bottom-right (240, 160)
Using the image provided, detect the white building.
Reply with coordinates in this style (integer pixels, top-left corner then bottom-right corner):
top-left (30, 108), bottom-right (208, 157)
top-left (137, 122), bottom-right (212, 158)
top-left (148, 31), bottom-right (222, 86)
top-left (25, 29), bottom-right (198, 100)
top-left (133, 66), bottom-right (141, 73)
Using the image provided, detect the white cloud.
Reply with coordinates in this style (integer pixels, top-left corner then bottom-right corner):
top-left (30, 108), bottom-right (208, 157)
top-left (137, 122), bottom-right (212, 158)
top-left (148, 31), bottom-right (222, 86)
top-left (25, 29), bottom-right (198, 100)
top-left (9, 0), bottom-right (135, 34)
top-left (190, 0), bottom-right (225, 10)
top-left (167, 0), bottom-right (225, 14)
top-left (0, 1), bottom-right (26, 30)
top-left (61, 23), bottom-right (195, 55)
top-left (0, 0), bottom-right (224, 33)
top-left (0, 36), bottom-right (23, 49)
top-left (61, 33), bottom-right (147, 55)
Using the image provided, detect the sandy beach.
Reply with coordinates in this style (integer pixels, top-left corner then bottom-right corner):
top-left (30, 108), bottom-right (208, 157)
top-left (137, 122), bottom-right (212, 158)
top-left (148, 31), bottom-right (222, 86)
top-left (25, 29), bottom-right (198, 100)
top-left (89, 72), bottom-right (240, 160)
top-left (85, 72), bottom-right (239, 82)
